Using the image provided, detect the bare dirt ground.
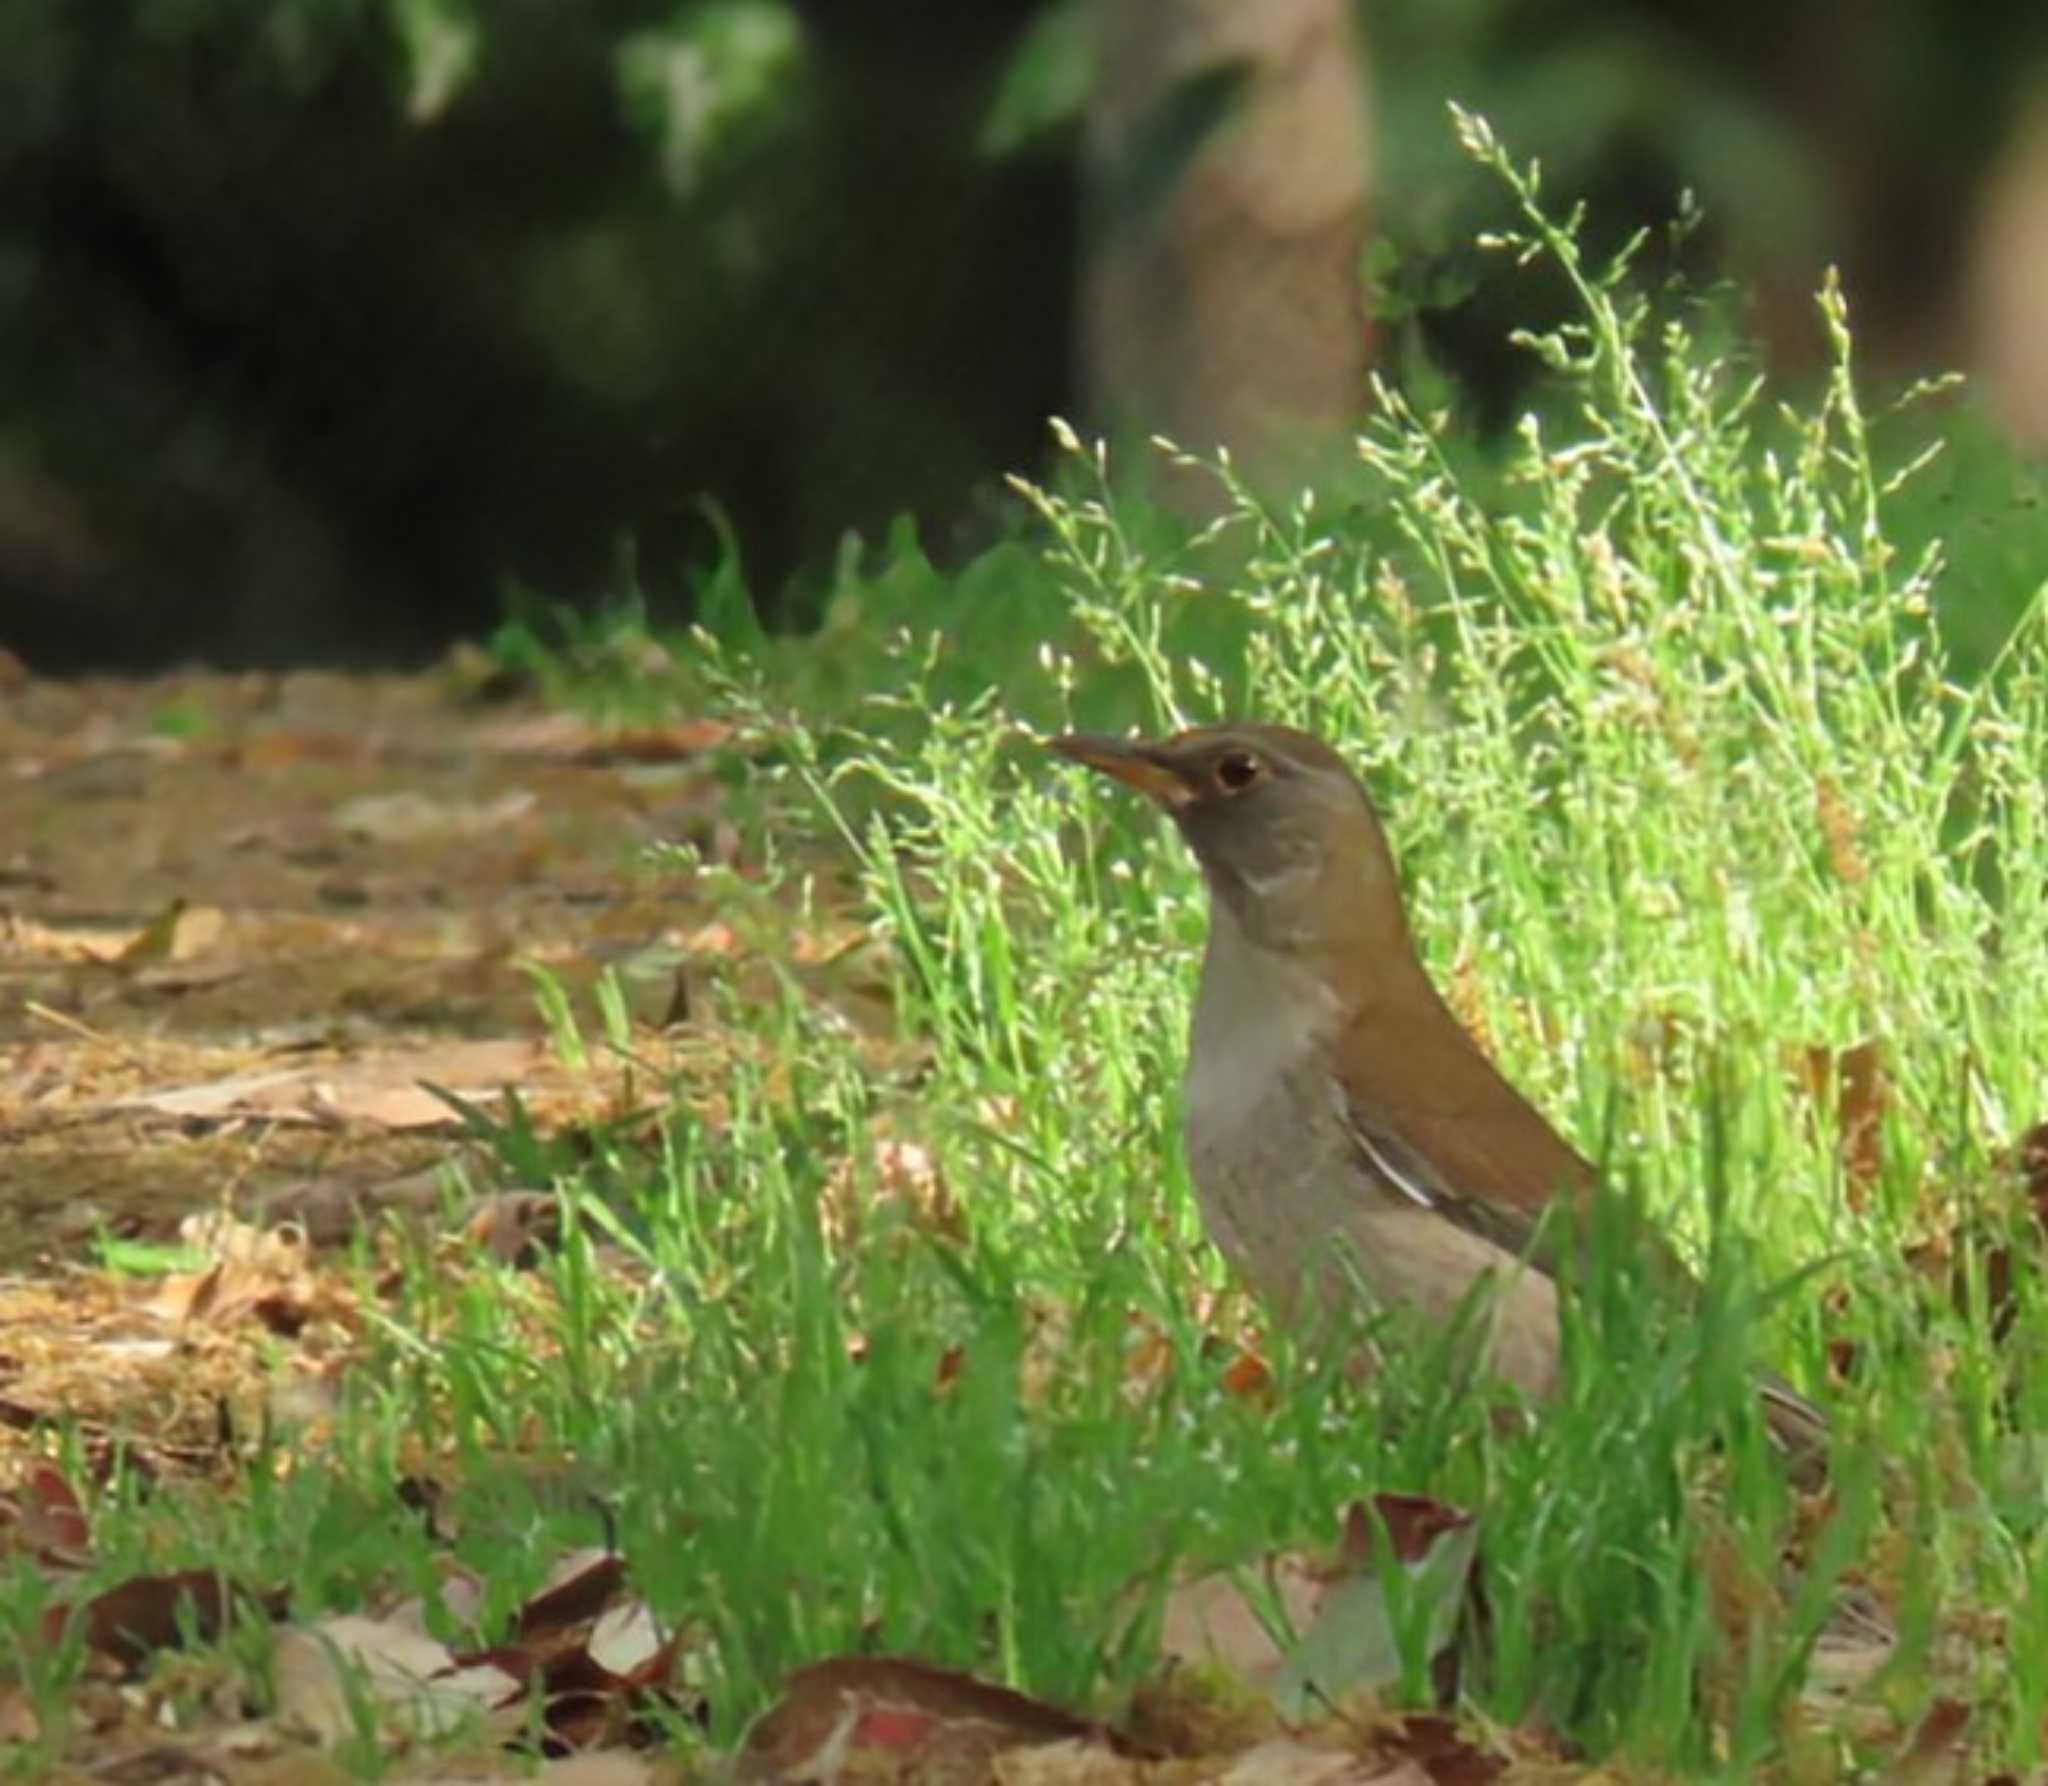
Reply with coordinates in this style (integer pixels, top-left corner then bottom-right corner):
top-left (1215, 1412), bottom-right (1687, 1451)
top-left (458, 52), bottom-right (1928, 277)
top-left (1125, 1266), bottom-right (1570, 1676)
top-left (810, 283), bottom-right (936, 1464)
top-left (0, 664), bottom-right (757, 1263)
top-left (0, 663), bottom-right (837, 1477)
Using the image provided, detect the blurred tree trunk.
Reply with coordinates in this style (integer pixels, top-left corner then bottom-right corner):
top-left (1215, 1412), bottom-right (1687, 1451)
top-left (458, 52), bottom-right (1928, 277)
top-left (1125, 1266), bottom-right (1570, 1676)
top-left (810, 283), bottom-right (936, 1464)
top-left (1081, 0), bottom-right (1372, 500)
top-left (1968, 87), bottom-right (2048, 447)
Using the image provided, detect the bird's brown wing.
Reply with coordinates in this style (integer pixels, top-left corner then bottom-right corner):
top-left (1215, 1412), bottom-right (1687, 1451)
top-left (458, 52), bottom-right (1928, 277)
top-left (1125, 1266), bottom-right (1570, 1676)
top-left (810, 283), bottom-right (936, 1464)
top-left (1328, 969), bottom-right (1598, 1277)
top-left (1331, 976), bottom-right (1832, 1465)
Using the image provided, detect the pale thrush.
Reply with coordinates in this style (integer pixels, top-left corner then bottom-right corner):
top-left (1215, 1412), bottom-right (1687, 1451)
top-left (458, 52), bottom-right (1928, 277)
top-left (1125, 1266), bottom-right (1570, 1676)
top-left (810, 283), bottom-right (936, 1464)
top-left (1053, 722), bottom-right (1828, 1456)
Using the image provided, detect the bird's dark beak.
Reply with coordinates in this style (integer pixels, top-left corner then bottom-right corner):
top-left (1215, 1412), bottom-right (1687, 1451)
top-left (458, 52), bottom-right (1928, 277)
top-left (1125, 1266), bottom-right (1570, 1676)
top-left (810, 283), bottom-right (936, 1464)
top-left (1048, 733), bottom-right (1196, 809)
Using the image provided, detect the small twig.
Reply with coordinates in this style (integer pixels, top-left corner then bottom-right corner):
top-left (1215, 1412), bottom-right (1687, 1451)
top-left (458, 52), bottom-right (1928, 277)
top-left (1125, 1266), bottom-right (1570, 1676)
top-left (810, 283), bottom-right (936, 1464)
top-left (23, 999), bottom-right (149, 1068)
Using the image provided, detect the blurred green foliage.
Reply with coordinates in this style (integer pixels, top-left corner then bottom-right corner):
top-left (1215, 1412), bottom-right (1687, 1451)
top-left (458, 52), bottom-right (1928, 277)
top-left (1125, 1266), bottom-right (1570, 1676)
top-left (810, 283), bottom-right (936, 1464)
top-left (4, 0), bottom-right (2046, 669)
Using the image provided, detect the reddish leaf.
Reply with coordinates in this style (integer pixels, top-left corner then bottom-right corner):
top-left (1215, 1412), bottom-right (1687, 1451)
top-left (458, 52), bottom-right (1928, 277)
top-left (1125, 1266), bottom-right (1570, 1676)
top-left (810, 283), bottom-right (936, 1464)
top-left (1794, 1040), bottom-right (1887, 1206)
top-left (1342, 1495), bottom-right (1475, 1568)
top-left (853, 1705), bottom-right (941, 1751)
top-left (517, 1550), bottom-right (627, 1639)
top-left (743, 1656), bottom-right (1114, 1783)
top-left (1385, 1715), bottom-right (1505, 1786)
top-left (1835, 1040), bottom-right (1886, 1196)
top-left (22, 1463), bottom-right (92, 1556)
top-left (51, 1569), bottom-right (281, 1667)
top-left (1887, 1698), bottom-right (1969, 1786)
top-left (1220, 1349), bottom-right (1274, 1399)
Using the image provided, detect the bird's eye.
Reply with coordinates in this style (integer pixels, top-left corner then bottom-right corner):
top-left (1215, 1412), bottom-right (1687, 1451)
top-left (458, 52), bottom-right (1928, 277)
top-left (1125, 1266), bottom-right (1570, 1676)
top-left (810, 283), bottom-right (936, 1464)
top-left (1215, 750), bottom-right (1263, 793)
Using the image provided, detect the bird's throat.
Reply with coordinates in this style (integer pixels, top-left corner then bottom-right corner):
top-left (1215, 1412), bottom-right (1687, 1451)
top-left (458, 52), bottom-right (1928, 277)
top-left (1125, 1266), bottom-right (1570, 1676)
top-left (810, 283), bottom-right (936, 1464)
top-left (1185, 906), bottom-right (1343, 1150)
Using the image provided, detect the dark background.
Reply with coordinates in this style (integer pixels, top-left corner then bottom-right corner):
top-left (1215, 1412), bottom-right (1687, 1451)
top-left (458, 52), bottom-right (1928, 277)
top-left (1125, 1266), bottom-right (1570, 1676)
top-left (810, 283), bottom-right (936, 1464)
top-left (4, 0), bottom-right (2045, 672)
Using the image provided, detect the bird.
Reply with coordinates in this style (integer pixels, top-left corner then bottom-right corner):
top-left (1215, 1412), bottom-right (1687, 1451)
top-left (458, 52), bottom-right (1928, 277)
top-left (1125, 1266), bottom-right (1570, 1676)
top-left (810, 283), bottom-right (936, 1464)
top-left (1050, 721), bottom-right (1829, 1457)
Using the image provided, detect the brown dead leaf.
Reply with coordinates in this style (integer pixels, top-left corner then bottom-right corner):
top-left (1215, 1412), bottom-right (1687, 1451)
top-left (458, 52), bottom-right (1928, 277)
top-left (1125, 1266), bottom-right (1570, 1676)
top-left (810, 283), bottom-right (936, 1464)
top-left (1890, 1117), bottom-right (2048, 1355)
top-left (517, 1549), bottom-right (630, 1641)
top-left (742, 1657), bottom-right (1112, 1786)
top-left (1340, 1497), bottom-right (1476, 1568)
top-left (138, 1220), bottom-right (334, 1337)
top-left (51, 1568), bottom-right (284, 1669)
top-left (1835, 1040), bottom-right (1886, 1197)
top-left (1378, 1715), bottom-right (1505, 1786)
top-left (140, 1258), bottom-right (304, 1336)
top-left (1220, 1349), bottom-right (1274, 1400)
top-left (1122, 1314), bottom-right (1177, 1402)
top-left (465, 1190), bottom-right (564, 1268)
top-left (1882, 1698), bottom-right (1969, 1786)
top-left (396, 1548), bottom-right (689, 1755)
top-left (1159, 1565), bottom-right (1315, 1684)
top-left (821, 1137), bottom-right (961, 1251)
top-left (0, 1684), bottom-right (38, 1745)
top-left (274, 1611), bottom-right (521, 1746)
top-left (2, 1460), bottom-right (93, 1561)
top-left (331, 789), bottom-right (538, 843)
top-left (587, 1597), bottom-right (669, 1680)
top-left (1122, 1300), bottom-right (1271, 1406)
top-left (1815, 777), bottom-right (1869, 885)
top-left (111, 1038), bottom-right (556, 1132)
top-left (462, 1628), bottom-right (683, 1753)
top-left (1793, 1040), bottom-right (1887, 1205)
top-left (1162, 1497), bottom-right (1479, 1718)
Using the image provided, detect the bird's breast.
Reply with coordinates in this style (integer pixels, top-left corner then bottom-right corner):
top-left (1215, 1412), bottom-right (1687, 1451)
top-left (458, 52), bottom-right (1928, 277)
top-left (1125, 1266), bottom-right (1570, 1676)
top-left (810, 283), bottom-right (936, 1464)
top-left (1184, 942), bottom-right (1338, 1150)
top-left (1183, 941), bottom-right (1355, 1283)
top-left (1180, 939), bottom-right (1561, 1399)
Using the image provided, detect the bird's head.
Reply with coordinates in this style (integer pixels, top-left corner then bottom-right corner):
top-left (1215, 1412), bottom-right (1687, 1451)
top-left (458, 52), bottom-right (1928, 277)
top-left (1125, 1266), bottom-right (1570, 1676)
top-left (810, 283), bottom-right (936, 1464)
top-left (1050, 723), bottom-right (1409, 959)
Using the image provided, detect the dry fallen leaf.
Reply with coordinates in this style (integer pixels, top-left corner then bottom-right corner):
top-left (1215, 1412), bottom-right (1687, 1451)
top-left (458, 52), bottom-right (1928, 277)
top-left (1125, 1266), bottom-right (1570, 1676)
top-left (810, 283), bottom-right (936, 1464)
top-left (273, 1612), bottom-right (521, 1747)
top-left (137, 1219), bottom-right (335, 1337)
top-left (1881, 1698), bottom-right (1970, 1786)
top-left (464, 1189), bottom-right (564, 1267)
top-left (1375, 1714), bottom-right (1506, 1786)
top-left (741, 1656), bottom-right (1113, 1785)
top-left (331, 789), bottom-right (538, 843)
top-left (50, 1569), bottom-right (285, 1669)
top-left (0, 1461), bottom-right (93, 1561)
top-left (110, 1039), bottom-right (556, 1132)
top-left (1792, 1039), bottom-right (1887, 1205)
top-left (0, 1685), bottom-right (39, 1745)
top-left (1160, 1497), bottom-right (1479, 1719)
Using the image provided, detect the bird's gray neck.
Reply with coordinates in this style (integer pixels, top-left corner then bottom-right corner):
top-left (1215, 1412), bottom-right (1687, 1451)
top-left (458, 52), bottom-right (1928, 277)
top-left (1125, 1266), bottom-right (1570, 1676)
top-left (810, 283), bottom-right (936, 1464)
top-left (1186, 901), bottom-right (1344, 1142)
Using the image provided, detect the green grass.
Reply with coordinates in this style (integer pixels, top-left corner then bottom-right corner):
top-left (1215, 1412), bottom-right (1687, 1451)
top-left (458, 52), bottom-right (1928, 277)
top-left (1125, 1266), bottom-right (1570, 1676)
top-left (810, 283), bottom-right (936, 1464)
top-left (12, 111), bottom-right (2048, 1779)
